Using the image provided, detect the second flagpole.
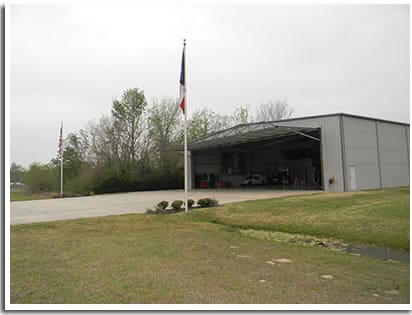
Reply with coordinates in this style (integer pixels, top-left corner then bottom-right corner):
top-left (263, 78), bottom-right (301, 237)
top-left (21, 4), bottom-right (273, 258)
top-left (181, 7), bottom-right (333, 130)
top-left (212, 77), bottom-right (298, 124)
top-left (183, 39), bottom-right (188, 213)
top-left (60, 121), bottom-right (64, 198)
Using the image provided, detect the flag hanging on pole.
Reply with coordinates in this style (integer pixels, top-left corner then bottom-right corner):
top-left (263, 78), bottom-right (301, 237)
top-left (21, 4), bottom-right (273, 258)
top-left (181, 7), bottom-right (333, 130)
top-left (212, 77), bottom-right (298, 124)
top-left (59, 122), bottom-right (64, 197)
top-left (180, 39), bottom-right (188, 213)
top-left (58, 123), bottom-right (63, 157)
top-left (179, 43), bottom-right (186, 114)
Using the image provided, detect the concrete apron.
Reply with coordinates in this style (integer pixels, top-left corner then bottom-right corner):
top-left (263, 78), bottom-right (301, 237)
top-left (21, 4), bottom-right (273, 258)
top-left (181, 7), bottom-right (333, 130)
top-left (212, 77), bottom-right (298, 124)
top-left (10, 189), bottom-right (320, 225)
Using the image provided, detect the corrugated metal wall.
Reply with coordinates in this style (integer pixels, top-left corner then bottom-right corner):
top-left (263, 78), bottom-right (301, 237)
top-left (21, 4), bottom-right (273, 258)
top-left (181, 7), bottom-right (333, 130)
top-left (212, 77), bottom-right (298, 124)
top-left (275, 116), bottom-right (344, 192)
top-left (406, 126), bottom-right (410, 164)
top-left (377, 121), bottom-right (410, 188)
top-left (342, 116), bottom-right (381, 190)
top-left (340, 116), bottom-right (409, 190)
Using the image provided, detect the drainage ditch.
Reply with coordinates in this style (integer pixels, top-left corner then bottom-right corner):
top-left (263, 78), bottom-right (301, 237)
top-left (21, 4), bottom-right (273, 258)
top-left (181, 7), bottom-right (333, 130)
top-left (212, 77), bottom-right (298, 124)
top-left (239, 229), bottom-right (409, 263)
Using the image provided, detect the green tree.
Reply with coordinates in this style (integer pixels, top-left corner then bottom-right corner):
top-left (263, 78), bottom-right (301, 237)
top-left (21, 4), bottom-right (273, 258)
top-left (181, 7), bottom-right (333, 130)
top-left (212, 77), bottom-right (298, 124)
top-left (111, 88), bottom-right (147, 164)
top-left (24, 163), bottom-right (58, 193)
top-left (188, 108), bottom-right (229, 141)
top-left (64, 133), bottom-right (88, 177)
top-left (10, 162), bottom-right (26, 184)
top-left (148, 98), bottom-right (181, 147)
top-left (148, 98), bottom-right (182, 175)
top-left (49, 134), bottom-right (87, 182)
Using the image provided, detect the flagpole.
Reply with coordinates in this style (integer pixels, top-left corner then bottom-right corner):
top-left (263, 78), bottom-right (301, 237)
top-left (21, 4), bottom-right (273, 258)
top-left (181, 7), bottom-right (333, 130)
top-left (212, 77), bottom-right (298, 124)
top-left (183, 39), bottom-right (188, 213)
top-left (60, 121), bottom-right (64, 198)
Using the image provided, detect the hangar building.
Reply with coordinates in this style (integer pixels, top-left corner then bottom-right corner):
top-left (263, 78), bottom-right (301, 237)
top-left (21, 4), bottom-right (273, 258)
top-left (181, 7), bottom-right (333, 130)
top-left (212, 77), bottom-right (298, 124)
top-left (186, 113), bottom-right (410, 192)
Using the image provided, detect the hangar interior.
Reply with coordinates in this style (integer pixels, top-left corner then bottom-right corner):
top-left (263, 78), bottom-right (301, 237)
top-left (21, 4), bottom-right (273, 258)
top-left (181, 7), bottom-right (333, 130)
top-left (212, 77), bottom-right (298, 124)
top-left (190, 124), bottom-right (323, 189)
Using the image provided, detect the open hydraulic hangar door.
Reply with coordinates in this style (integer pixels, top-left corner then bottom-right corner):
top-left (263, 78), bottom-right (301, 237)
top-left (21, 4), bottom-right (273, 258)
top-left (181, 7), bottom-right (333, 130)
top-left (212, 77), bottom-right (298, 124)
top-left (191, 127), bottom-right (323, 190)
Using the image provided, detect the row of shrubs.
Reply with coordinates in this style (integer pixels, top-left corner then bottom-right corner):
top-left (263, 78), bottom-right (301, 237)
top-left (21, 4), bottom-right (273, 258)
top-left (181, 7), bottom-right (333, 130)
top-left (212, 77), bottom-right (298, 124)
top-left (147, 198), bottom-right (219, 214)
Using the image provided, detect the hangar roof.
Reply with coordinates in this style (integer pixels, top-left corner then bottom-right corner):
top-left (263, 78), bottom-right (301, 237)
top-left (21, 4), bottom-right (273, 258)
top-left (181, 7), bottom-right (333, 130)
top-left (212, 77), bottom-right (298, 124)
top-left (166, 112), bottom-right (408, 152)
top-left (188, 122), bottom-right (320, 151)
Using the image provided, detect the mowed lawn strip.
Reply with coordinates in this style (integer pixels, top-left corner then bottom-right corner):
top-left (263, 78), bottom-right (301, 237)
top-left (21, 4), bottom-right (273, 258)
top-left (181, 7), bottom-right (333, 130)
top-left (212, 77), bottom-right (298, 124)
top-left (10, 191), bottom-right (55, 202)
top-left (11, 213), bottom-right (409, 304)
top-left (190, 187), bottom-right (410, 250)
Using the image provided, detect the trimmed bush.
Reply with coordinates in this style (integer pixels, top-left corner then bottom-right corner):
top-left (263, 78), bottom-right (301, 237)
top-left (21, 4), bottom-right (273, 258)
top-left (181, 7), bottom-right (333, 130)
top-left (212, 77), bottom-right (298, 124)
top-left (171, 200), bottom-right (184, 210)
top-left (209, 198), bottom-right (219, 207)
top-left (187, 199), bottom-right (195, 208)
top-left (157, 200), bottom-right (169, 210)
top-left (197, 198), bottom-right (219, 208)
top-left (197, 198), bottom-right (207, 207)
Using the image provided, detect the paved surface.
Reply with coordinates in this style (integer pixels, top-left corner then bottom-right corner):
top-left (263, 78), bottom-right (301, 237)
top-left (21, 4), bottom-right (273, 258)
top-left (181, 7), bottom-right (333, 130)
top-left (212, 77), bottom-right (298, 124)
top-left (10, 189), bottom-right (320, 225)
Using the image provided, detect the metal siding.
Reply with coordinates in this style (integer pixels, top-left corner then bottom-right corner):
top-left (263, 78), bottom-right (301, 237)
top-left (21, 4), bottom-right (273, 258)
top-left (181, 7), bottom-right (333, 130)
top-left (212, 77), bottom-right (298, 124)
top-left (378, 122), bottom-right (409, 187)
top-left (343, 117), bottom-right (380, 190)
top-left (275, 116), bottom-right (344, 191)
top-left (407, 126), bottom-right (410, 169)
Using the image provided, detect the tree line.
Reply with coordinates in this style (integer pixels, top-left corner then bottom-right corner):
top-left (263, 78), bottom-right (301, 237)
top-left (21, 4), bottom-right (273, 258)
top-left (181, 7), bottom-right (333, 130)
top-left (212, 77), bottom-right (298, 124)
top-left (11, 88), bottom-right (293, 196)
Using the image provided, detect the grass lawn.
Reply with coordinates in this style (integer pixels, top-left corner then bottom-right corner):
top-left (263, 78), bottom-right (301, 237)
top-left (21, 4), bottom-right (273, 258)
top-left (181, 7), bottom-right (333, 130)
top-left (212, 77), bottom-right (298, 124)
top-left (10, 187), bottom-right (410, 304)
top-left (190, 187), bottom-right (410, 250)
top-left (10, 191), bottom-right (56, 202)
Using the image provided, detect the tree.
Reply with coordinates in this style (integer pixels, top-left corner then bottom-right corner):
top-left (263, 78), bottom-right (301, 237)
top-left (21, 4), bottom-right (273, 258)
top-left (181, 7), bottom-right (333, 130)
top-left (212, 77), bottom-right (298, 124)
top-left (87, 115), bottom-right (121, 166)
top-left (188, 108), bottom-right (229, 141)
top-left (231, 105), bottom-right (252, 125)
top-left (255, 99), bottom-right (294, 122)
top-left (67, 130), bottom-right (89, 162)
top-left (111, 88), bottom-right (147, 164)
top-left (148, 98), bottom-right (182, 175)
top-left (148, 98), bottom-right (182, 148)
top-left (24, 163), bottom-right (58, 193)
top-left (10, 163), bottom-right (26, 184)
top-left (58, 133), bottom-right (88, 181)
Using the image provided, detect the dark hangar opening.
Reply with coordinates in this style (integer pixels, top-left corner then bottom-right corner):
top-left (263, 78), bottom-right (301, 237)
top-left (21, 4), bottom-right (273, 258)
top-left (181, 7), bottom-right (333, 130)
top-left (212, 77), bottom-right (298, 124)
top-left (191, 126), bottom-right (322, 190)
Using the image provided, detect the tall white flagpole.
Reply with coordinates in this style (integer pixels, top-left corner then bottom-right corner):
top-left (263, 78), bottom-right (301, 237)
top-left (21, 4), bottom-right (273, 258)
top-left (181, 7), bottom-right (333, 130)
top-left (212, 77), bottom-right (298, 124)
top-left (183, 39), bottom-right (188, 213)
top-left (60, 121), bottom-right (64, 198)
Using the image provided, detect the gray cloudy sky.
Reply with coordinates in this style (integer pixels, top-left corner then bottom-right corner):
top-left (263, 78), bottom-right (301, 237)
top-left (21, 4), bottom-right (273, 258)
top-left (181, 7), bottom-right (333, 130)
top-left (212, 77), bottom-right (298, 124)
top-left (9, 2), bottom-right (410, 167)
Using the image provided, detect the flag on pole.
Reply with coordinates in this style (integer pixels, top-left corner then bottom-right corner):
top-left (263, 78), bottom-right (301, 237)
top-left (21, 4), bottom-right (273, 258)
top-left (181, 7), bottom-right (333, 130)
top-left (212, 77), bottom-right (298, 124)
top-left (58, 123), bottom-right (63, 157)
top-left (179, 44), bottom-right (186, 114)
top-left (180, 39), bottom-right (188, 213)
top-left (59, 122), bottom-right (64, 197)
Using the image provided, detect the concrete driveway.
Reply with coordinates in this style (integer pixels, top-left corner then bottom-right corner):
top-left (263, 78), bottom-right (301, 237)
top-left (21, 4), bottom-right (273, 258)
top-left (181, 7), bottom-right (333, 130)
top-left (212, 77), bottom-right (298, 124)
top-left (10, 188), bottom-right (320, 225)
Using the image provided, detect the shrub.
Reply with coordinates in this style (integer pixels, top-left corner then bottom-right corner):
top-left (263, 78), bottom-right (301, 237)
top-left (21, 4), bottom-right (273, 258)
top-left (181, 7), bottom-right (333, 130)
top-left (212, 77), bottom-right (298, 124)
top-left (197, 198), bottom-right (207, 207)
top-left (146, 208), bottom-right (156, 214)
top-left (187, 199), bottom-right (195, 208)
top-left (209, 198), bottom-right (219, 207)
top-left (157, 200), bottom-right (169, 210)
top-left (24, 163), bottom-right (58, 193)
top-left (197, 198), bottom-right (219, 208)
top-left (65, 167), bottom-right (98, 196)
top-left (171, 200), bottom-right (184, 210)
top-left (154, 205), bottom-right (168, 214)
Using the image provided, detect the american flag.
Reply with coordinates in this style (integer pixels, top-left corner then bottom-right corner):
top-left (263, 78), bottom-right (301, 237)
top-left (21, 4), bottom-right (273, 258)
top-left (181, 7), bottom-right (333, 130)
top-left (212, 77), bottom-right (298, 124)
top-left (58, 123), bottom-right (63, 157)
top-left (179, 43), bottom-right (186, 114)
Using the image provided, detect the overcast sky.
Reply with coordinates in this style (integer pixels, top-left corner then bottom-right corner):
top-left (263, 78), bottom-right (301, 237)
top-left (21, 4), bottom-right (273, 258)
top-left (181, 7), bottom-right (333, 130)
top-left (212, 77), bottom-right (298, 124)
top-left (9, 2), bottom-right (410, 167)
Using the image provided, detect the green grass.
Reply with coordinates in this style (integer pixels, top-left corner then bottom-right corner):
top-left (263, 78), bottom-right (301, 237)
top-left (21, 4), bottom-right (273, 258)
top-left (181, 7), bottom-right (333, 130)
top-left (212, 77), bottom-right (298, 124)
top-left (11, 213), bottom-right (409, 304)
top-left (10, 187), bottom-right (410, 304)
top-left (190, 187), bottom-right (410, 250)
top-left (10, 191), bottom-right (57, 201)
